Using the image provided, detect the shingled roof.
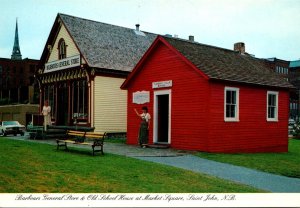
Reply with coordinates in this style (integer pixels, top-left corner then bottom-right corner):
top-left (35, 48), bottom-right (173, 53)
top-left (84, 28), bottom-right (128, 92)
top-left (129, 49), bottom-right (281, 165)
top-left (164, 37), bottom-right (293, 88)
top-left (41, 13), bottom-right (157, 72)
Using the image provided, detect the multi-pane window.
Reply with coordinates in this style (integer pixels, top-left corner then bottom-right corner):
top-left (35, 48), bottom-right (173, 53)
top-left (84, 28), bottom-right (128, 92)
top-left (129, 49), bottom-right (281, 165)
top-left (267, 91), bottom-right (278, 121)
top-left (275, 66), bottom-right (288, 74)
top-left (72, 80), bottom-right (88, 123)
top-left (58, 39), bottom-right (66, 60)
top-left (224, 87), bottom-right (239, 121)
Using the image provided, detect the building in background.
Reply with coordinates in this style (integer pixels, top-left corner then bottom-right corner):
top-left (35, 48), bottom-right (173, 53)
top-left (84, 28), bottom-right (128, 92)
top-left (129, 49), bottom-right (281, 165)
top-left (263, 58), bottom-right (290, 81)
top-left (289, 60), bottom-right (300, 120)
top-left (0, 20), bottom-right (39, 126)
top-left (262, 57), bottom-right (300, 120)
top-left (0, 58), bottom-right (38, 104)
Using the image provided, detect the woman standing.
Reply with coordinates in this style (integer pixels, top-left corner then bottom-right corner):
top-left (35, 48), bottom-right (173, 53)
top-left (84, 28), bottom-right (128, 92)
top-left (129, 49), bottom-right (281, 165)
top-left (135, 106), bottom-right (151, 148)
top-left (42, 100), bottom-right (51, 131)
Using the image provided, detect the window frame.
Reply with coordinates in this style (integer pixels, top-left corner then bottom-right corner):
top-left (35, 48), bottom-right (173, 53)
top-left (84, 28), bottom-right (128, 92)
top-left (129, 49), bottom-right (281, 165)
top-left (224, 87), bottom-right (240, 122)
top-left (58, 38), bottom-right (67, 60)
top-left (267, 91), bottom-right (279, 122)
top-left (71, 80), bottom-right (88, 124)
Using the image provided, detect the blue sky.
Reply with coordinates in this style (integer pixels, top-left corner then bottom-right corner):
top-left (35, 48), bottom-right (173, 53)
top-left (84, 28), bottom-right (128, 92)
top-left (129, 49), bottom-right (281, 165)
top-left (0, 0), bottom-right (300, 61)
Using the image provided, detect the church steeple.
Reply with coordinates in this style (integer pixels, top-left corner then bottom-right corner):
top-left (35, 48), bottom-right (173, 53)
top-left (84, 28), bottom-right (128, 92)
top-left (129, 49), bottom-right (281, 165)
top-left (11, 19), bottom-right (22, 60)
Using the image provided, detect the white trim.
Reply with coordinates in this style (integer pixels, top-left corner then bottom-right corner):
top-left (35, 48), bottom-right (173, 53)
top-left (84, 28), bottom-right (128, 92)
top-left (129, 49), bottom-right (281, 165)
top-left (267, 91), bottom-right (279, 122)
top-left (91, 80), bottom-right (94, 127)
top-left (224, 87), bottom-right (240, 122)
top-left (152, 80), bottom-right (173, 89)
top-left (153, 89), bottom-right (171, 144)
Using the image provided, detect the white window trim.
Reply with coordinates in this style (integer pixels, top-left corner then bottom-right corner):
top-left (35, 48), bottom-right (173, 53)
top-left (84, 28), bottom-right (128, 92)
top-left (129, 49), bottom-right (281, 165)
top-left (224, 87), bottom-right (240, 122)
top-left (267, 91), bottom-right (279, 122)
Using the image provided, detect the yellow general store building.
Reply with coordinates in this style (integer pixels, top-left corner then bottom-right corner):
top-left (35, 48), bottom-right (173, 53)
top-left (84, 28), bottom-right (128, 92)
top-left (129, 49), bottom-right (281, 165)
top-left (38, 13), bottom-right (156, 132)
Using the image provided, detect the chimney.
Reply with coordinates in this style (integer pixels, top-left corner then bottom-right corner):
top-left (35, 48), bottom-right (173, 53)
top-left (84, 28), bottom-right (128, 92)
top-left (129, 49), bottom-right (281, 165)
top-left (234, 42), bottom-right (245, 54)
top-left (189, 35), bottom-right (194, 42)
top-left (135, 24), bottom-right (140, 31)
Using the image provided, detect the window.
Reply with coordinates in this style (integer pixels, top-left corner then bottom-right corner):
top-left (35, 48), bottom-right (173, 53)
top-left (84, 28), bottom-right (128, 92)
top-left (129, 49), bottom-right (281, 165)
top-left (72, 80), bottom-right (88, 123)
top-left (58, 39), bottom-right (66, 59)
top-left (224, 87), bottom-right (239, 122)
top-left (267, 91), bottom-right (278, 121)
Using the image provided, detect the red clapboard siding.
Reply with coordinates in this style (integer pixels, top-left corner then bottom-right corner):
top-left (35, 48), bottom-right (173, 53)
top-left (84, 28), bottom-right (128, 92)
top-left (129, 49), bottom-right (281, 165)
top-left (208, 82), bottom-right (289, 153)
top-left (124, 38), bottom-right (289, 153)
top-left (126, 42), bottom-right (210, 150)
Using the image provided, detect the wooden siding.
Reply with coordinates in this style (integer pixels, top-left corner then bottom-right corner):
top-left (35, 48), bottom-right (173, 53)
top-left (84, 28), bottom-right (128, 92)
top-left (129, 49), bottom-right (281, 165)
top-left (126, 43), bottom-right (210, 150)
top-left (47, 24), bottom-right (84, 63)
top-left (208, 82), bottom-right (289, 153)
top-left (94, 76), bottom-right (127, 132)
top-left (125, 40), bottom-right (289, 153)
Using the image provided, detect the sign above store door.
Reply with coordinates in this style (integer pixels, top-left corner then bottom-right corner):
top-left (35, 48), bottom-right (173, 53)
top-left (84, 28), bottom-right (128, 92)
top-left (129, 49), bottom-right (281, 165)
top-left (152, 80), bottom-right (172, 89)
top-left (44, 55), bottom-right (81, 73)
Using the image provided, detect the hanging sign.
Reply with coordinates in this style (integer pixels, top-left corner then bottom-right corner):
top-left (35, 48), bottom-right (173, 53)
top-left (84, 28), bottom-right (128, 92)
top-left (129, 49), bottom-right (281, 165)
top-left (44, 55), bottom-right (81, 73)
top-left (152, 80), bottom-right (172, 89)
top-left (133, 91), bottom-right (150, 104)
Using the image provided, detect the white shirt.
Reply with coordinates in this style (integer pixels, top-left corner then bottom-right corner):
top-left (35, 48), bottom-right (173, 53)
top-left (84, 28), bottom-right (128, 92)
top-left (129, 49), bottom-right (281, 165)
top-left (141, 113), bottom-right (151, 122)
top-left (42, 106), bottom-right (51, 116)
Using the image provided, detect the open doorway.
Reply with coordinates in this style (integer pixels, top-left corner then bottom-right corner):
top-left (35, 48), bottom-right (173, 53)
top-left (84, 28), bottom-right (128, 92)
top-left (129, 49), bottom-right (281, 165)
top-left (154, 90), bottom-right (171, 144)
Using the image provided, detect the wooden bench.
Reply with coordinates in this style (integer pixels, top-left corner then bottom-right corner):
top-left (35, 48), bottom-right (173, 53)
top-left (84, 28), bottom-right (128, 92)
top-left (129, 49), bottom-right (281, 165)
top-left (56, 130), bottom-right (107, 156)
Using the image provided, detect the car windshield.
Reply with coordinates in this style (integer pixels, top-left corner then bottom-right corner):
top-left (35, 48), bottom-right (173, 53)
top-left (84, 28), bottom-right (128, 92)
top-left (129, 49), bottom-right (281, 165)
top-left (3, 121), bottom-right (19, 126)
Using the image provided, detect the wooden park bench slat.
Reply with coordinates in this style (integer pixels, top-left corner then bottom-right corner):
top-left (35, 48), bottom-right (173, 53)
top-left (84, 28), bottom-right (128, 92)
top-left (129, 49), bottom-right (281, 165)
top-left (85, 132), bottom-right (106, 156)
top-left (56, 130), bottom-right (106, 156)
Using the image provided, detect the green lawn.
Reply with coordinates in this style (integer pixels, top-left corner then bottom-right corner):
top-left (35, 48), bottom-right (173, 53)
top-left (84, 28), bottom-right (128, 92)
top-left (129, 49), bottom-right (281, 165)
top-left (196, 139), bottom-right (300, 178)
top-left (0, 138), bottom-right (262, 193)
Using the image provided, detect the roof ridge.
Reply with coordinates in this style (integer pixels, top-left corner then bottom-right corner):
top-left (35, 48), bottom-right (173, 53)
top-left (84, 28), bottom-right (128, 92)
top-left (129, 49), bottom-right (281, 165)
top-left (58, 13), bottom-right (156, 35)
top-left (53, 13), bottom-right (157, 72)
top-left (162, 36), bottom-right (293, 89)
top-left (163, 36), bottom-right (240, 55)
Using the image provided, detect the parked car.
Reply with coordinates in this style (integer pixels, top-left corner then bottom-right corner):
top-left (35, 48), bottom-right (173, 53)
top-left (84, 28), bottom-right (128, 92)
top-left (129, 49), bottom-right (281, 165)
top-left (0, 121), bottom-right (25, 136)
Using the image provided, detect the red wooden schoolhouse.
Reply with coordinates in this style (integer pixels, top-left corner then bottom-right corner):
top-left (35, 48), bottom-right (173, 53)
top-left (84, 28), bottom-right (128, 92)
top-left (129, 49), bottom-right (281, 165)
top-left (121, 36), bottom-right (293, 153)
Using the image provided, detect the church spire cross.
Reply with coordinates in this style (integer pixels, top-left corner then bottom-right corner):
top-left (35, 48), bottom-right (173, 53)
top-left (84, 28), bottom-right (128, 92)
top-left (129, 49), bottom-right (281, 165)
top-left (11, 19), bottom-right (22, 60)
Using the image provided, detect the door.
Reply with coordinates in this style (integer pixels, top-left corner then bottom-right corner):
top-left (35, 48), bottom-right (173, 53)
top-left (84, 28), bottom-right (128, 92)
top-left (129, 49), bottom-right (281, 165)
top-left (56, 83), bottom-right (69, 126)
top-left (154, 90), bottom-right (171, 144)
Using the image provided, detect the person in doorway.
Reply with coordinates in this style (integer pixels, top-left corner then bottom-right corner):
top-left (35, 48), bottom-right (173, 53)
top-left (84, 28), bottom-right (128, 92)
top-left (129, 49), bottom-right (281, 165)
top-left (134, 106), bottom-right (151, 148)
top-left (41, 100), bottom-right (51, 131)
